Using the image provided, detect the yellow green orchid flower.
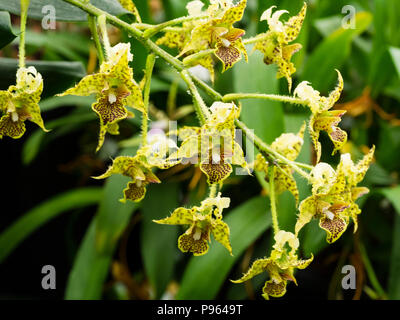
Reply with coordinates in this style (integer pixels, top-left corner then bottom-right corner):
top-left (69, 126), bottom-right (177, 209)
top-left (153, 193), bottom-right (232, 256)
top-left (171, 102), bottom-right (248, 184)
top-left (0, 66), bottom-right (47, 139)
top-left (295, 146), bottom-right (375, 243)
top-left (118, 0), bottom-right (141, 22)
top-left (182, 0), bottom-right (248, 72)
top-left (254, 3), bottom-right (307, 91)
top-left (156, 0), bottom-right (205, 51)
top-left (254, 123), bottom-right (305, 204)
top-left (58, 43), bottom-right (144, 152)
top-left (93, 132), bottom-right (180, 202)
top-left (294, 70), bottom-right (346, 163)
top-left (232, 230), bottom-right (313, 299)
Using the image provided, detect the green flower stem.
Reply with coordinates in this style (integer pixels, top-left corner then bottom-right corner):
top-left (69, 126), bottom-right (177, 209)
top-left (243, 33), bottom-right (271, 45)
top-left (180, 70), bottom-right (210, 124)
top-left (235, 119), bottom-right (311, 181)
top-left (223, 93), bottom-right (309, 106)
top-left (97, 14), bottom-right (111, 58)
top-left (142, 53), bottom-right (156, 146)
top-left (19, 0), bottom-right (30, 68)
top-left (134, 23), bottom-right (182, 33)
top-left (143, 14), bottom-right (208, 38)
top-left (209, 184), bottom-right (218, 198)
top-left (359, 242), bottom-right (388, 299)
top-left (293, 161), bottom-right (314, 171)
top-left (268, 167), bottom-right (280, 235)
top-left (87, 15), bottom-right (104, 65)
top-left (183, 49), bottom-right (216, 66)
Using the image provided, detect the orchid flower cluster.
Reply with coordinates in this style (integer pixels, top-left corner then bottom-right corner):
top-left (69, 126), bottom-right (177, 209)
top-left (6, 0), bottom-right (375, 299)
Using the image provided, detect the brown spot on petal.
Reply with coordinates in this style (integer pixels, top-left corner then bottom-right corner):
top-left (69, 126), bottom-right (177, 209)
top-left (320, 215), bottom-right (347, 244)
top-left (215, 44), bottom-right (241, 72)
top-left (263, 280), bottom-right (287, 299)
top-left (122, 181), bottom-right (146, 202)
top-left (200, 160), bottom-right (232, 184)
top-left (0, 113), bottom-right (26, 139)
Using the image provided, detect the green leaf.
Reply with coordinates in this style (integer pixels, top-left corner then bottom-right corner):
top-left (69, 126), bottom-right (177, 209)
top-left (0, 187), bottom-right (102, 263)
top-left (379, 186), bottom-right (400, 299)
top-left (301, 12), bottom-right (372, 92)
top-left (141, 183), bottom-right (179, 298)
top-left (0, 0), bottom-right (129, 22)
top-left (94, 175), bottom-right (137, 254)
top-left (22, 110), bottom-right (96, 165)
top-left (176, 196), bottom-right (271, 300)
top-left (64, 217), bottom-right (113, 300)
top-left (161, 0), bottom-right (187, 20)
top-left (389, 47), bottom-right (400, 79)
top-left (66, 151), bottom-right (139, 299)
top-left (302, 220), bottom-right (328, 257)
top-left (380, 187), bottom-right (400, 218)
top-left (39, 95), bottom-right (95, 113)
top-left (24, 30), bottom-right (90, 63)
top-left (234, 49), bottom-right (284, 150)
top-left (0, 58), bottom-right (86, 97)
top-left (0, 11), bottom-right (16, 49)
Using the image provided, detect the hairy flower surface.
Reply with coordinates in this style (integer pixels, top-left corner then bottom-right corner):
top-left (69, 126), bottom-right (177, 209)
top-left (254, 3), bottom-right (306, 91)
top-left (254, 123), bottom-right (305, 204)
top-left (59, 43), bottom-right (144, 151)
top-left (170, 102), bottom-right (248, 184)
top-left (295, 146), bottom-right (375, 243)
top-left (232, 231), bottom-right (313, 299)
top-left (154, 193), bottom-right (232, 256)
top-left (0, 66), bottom-right (47, 139)
top-left (294, 70), bottom-right (346, 162)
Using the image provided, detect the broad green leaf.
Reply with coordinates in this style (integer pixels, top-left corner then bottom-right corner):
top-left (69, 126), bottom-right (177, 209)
top-left (376, 120), bottom-right (400, 172)
top-left (313, 16), bottom-right (342, 37)
top-left (0, 58), bottom-right (86, 97)
top-left (302, 219), bottom-right (329, 257)
top-left (66, 174), bottom-right (138, 299)
top-left (141, 183), bottom-right (179, 299)
top-left (278, 114), bottom-right (310, 231)
top-left (389, 47), bottom-right (400, 79)
top-left (64, 216), bottom-right (112, 300)
top-left (95, 166), bottom-right (138, 254)
top-left (380, 187), bottom-right (400, 218)
top-left (234, 49), bottom-right (284, 152)
top-left (1, 0), bottom-right (129, 22)
top-left (302, 12), bottom-right (372, 92)
top-left (176, 196), bottom-right (271, 300)
top-left (379, 186), bottom-right (400, 299)
top-left (22, 110), bottom-right (96, 165)
top-left (24, 30), bottom-right (90, 63)
top-left (0, 187), bottom-right (102, 263)
top-left (0, 11), bottom-right (16, 49)
top-left (39, 95), bottom-right (95, 113)
top-left (161, 0), bottom-right (187, 20)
